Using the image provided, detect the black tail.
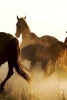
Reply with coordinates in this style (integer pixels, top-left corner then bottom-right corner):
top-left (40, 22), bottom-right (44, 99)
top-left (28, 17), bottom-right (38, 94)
top-left (7, 37), bottom-right (31, 82)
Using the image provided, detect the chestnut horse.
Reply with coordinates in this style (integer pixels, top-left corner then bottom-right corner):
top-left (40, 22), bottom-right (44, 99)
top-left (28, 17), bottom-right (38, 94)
top-left (0, 32), bottom-right (31, 93)
top-left (15, 16), bottom-right (67, 74)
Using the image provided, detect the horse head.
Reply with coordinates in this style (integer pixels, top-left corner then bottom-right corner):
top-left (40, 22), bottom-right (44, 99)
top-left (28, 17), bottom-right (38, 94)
top-left (15, 15), bottom-right (29, 38)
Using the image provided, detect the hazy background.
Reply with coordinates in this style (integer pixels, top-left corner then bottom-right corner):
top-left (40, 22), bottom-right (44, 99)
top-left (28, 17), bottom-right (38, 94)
top-left (0, 0), bottom-right (67, 42)
top-left (0, 0), bottom-right (67, 99)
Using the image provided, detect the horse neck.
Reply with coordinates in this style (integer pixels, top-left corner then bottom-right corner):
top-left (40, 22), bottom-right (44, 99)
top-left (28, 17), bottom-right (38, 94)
top-left (21, 28), bottom-right (31, 40)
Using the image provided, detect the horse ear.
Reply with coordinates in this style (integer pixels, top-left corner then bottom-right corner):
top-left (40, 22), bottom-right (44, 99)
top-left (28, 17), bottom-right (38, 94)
top-left (24, 16), bottom-right (26, 19)
top-left (17, 16), bottom-right (19, 20)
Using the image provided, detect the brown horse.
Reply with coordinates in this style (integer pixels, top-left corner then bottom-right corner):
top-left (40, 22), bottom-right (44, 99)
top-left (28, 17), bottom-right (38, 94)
top-left (15, 16), bottom-right (67, 74)
top-left (20, 42), bottom-right (67, 73)
top-left (0, 32), bottom-right (31, 93)
top-left (15, 16), bottom-right (60, 48)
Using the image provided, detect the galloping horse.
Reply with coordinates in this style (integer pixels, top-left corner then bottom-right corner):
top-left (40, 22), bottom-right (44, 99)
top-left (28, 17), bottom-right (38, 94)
top-left (15, 16), bottom-right (67, 74)
top-left (0, 32), bottom-right (31, 93)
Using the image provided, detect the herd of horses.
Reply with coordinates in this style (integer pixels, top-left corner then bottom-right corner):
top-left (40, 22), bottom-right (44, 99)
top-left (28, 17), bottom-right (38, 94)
top-left (0, 16), bottom-right (67, 93)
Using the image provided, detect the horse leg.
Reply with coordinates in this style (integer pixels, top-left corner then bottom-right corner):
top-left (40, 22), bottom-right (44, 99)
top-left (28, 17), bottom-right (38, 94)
top-left (42, 61), bottom-right (48, 75)
top-left (1, 61), bottom-right (14, 93)
top-left (48, 61), bottom-right (55, 75)
top-left (42, 60), bottom-right (55, 76)
top-left (30, 60), bottom-right (36, 71)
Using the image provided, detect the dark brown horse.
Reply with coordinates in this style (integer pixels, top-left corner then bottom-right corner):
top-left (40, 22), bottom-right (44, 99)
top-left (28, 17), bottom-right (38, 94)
top-left (0, 32), bottom-right (31, 93)
top-left (15, 16), bottom-right (67, 74)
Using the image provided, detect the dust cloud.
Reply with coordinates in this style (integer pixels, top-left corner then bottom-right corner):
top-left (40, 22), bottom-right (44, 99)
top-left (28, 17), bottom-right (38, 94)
top-left (0, 58), bottom-right (67, 100)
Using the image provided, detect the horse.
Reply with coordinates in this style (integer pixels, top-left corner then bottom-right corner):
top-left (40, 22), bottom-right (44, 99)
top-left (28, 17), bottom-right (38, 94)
top-left (15, 16), bottom-right (67, 74)
top-left (0, 32), bottom-right (31, 93)
top-left (15, 16), bottom-right (60, 48)
top-left (20, 42), bottom-right (67, 74)
top-left (15, 16), bottom-right (40, 48)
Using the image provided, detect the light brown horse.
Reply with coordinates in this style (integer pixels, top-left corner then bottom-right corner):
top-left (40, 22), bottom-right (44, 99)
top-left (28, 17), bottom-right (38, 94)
top-left (0, 32), bottom-right (31, 93)
top-left (15, 16), bottom-right (67, 74)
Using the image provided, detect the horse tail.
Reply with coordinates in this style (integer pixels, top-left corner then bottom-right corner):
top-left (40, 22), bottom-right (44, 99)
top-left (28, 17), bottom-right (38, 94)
top-left (7, 37), bottom-right (31, 82)
top-left (14, 59), bottom-right (31, 82)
